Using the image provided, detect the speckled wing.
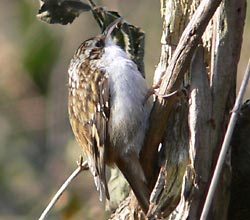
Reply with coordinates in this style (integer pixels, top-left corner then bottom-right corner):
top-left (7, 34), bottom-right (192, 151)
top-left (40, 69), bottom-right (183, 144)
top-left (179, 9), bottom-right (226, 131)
top-left (68, 61), bottom-right (110, 201)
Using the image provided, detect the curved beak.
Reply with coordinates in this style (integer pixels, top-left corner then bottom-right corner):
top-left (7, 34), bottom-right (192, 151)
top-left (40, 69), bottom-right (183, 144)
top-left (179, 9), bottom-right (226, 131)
top-left (103, 17), bottom-right (123, 39)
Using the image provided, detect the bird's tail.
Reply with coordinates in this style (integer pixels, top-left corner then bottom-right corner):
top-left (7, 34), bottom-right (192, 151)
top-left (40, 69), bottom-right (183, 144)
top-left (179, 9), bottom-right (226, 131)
top-left (116, 153), bottom-right (150, 213)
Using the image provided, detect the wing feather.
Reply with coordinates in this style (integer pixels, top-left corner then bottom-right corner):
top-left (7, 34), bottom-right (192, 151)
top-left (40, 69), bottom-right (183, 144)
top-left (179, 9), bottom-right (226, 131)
top-left (68, 65), bottom-right (110, 200)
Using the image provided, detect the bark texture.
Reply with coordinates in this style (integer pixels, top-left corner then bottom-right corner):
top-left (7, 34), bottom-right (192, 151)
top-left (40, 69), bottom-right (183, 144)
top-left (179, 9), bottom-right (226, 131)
top-left (108, 0), bottom-right (246, 219)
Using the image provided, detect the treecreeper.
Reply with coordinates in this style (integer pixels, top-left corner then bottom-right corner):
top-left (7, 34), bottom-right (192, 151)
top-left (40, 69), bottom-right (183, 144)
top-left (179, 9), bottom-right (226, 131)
top-left (68, 18), bottom-right (152, 213)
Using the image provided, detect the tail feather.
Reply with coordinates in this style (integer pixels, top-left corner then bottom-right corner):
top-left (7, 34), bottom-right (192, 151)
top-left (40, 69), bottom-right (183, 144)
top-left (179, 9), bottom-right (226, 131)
top-left (116, 153), bottom-right (150, 213)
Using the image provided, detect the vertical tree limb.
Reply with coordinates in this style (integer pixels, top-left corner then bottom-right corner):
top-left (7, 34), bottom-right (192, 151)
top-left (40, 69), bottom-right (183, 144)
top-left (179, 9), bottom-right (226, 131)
top-left (141, 0), bottom-right (224, 189)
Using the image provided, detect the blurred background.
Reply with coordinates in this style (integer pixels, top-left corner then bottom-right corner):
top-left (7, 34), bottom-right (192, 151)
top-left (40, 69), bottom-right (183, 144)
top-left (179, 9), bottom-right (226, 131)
top-left (0, 0), bottom-right (249, 219)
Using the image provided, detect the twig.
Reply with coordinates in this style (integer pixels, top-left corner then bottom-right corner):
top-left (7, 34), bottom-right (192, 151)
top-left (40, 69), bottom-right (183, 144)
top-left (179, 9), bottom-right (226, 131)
top-left (38, 157), bottom-right (89, 220)
top-left (200, 59), bottom-right (250, 220)
top-left (87, 0), bottom-right (97, 8)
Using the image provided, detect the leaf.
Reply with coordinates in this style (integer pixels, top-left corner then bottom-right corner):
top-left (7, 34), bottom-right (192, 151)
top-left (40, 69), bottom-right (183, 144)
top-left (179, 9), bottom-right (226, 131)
top-left (37, 0), bottom-right (91, 25)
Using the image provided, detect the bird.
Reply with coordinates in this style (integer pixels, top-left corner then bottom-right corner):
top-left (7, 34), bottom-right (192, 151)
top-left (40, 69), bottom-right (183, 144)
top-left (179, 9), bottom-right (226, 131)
top-left (67, 18), bottom-right (152, 213)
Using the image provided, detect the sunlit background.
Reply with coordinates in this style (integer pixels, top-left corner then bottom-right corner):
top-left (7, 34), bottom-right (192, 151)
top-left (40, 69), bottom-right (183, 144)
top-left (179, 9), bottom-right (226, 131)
top-left (0, 0), bottom-right (249, 219)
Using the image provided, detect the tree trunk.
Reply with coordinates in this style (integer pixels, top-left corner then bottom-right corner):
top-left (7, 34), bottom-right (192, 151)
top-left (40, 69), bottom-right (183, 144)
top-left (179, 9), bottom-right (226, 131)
top-left (108, 0), bottom-right (246, 219)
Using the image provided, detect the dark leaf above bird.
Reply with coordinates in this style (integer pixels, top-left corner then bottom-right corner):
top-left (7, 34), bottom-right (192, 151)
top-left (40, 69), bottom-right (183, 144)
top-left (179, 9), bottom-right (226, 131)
top-left (37, 0), bottom-right (91, 24)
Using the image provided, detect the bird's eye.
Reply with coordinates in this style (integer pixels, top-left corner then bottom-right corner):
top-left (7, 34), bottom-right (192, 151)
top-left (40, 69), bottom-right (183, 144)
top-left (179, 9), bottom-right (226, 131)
top-left (95, 40), bottom-right (105, 48)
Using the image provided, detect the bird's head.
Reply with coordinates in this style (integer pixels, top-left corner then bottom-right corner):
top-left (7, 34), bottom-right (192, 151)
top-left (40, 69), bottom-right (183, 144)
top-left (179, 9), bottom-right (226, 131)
top-left (79, 18), bottom-right (122, 56)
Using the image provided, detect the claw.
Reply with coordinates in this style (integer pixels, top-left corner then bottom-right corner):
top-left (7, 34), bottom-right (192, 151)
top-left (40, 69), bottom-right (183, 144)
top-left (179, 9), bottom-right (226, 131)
top-left (155, 86), bottom-right (189, 100)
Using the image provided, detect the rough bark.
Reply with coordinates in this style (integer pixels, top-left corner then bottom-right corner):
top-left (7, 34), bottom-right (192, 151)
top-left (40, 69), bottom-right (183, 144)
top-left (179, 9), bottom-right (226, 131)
top-left (109, 0), bottom-right (246, 219)
top-left (205, 1), bottom-right (246, 219)
top-left (141, 0), bottom-right (224, 190)
top-left (162, 0), bottom-right (246, 219)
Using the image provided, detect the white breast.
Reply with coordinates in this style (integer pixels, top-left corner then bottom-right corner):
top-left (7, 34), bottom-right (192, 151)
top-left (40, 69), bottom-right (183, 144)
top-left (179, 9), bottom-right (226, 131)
top-left (98, 40), bottom-right (152, 156)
